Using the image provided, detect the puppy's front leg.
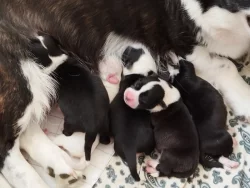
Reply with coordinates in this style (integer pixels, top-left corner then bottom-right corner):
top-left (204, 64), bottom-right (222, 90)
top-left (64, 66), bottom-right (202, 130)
top-left (187, 46), bottom-right (250, 122)
top-left (2, 139), bottom-right (48, 188)
top-left (20, 122), bottom-right (81, 187)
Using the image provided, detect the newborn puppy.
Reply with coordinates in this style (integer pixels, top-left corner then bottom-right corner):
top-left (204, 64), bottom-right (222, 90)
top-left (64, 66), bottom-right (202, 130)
top-left (169, 55), bottom-right (239, 170)
top-left (56, 61), bottom-right (110, 163)
top-left (110, 45), bottom-right (157, 181)
top-left (125, 76), bottom-right (199, 178)
top-left (99, 55), bottom-right (123, 102)
top-left (30, 34), bottom-right (110, 164)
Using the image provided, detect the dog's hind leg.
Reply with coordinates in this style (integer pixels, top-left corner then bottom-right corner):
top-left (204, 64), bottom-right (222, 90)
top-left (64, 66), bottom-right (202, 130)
top-left (84, 132), bottom-right (97, 163)
top-left (123, 145), bottom-right (140, 181)
top-left (20, 122), bottom-right (82, 187)
top-left (2, 139), bottom-right (48, 188)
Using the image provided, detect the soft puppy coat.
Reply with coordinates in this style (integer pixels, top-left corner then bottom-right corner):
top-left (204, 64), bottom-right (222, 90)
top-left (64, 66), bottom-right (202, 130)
top-left (110, 45), bottom-right (156, 181)
top-left (171, 58), bottom-right (238, 169)
top-left (56, 62), bottom-right (110, 162)
top-left (2, 0), bottom-right (250, 187)
top-left (30, 35), bottom-right (110, 163)
top-left (125, 76), bottom-right (199, 178)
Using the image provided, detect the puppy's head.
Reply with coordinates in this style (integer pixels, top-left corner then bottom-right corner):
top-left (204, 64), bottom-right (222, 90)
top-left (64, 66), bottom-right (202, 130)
top-left (124, 75), bottom-right (181, 112)
top-left (30, 33), bottom-right (68, 72)
top-left (122, 45), bottom-right (157, 76)
top-left (35, 33), bottom-right (65, 57)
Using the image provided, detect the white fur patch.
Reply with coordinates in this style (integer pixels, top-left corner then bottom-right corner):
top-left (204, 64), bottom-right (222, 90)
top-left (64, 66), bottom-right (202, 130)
top-left (181, 0), bottom-right (250, 58)
top-left (123, 50), bottom-right (157, 76)
top-left (99, 55), bottom-right (123, 102)
top-left (2, 139), bottom-right (48, 188)
top-left (127, 79), bottom-right (180, 112)
top-left (103, 32), bottom-right (157, 76)
top-left (20, 122), bottom-right (73, 176)
top-left (18, 60), bottom-right (57, 133)
top-left (36, 35), bottom-right (68, 74)
top-left (51, 132), bottom-right (99, 170)
top-left (187, 46), bottom-right (250, 119)
top-left (44, 54), bottom-right (68, 74)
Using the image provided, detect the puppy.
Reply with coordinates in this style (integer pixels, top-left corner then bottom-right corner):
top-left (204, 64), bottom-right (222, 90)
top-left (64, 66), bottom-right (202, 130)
top-left (99, 55), bottom-right (123, 102)
top-left (169, 55), bottom-right (239, 170)
top-left (109, 45), bottom-right (157, 181)
top-left (56, 61), bottom-right (110, 162)
top-left (30, 35), bottom-right (110, 164)
top-left (125, 76), bottom-right (199, 178)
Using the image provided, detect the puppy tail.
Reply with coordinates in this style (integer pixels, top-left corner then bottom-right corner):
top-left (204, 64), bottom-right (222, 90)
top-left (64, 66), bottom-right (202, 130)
top-left (123, 145), bottom-right (140, 181)
top-left (200, 154), bottom-right (223, 169)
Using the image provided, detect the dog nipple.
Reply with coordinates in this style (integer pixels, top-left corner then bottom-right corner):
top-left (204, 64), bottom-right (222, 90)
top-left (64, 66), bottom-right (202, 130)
top-left (107, 74), bottom-right (119, 84)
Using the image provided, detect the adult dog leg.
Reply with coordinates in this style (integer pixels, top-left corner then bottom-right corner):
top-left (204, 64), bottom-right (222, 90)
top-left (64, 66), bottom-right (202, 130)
top-left (2, 139), bottom-right (48, 188)
top-left (20, 122), bottom-right (81, 187)
top-left (187, 46), bottom-right (250, 122)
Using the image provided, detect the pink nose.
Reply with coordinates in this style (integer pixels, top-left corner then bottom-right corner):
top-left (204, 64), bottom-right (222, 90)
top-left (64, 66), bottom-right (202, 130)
top-left (107, 74), bottom-right (119, 84)
top-left (124, 89), bottom-right (137, 108)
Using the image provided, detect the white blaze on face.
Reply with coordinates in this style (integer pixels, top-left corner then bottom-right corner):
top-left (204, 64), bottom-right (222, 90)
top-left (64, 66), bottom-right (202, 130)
top-left (124, 78), bottom-right (180, 112)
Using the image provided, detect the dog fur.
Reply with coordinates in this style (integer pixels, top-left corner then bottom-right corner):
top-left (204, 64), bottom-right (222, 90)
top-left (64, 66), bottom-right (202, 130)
top-left (170, 57), bottom-right (239, 169)
top-left (110, 46), bottom-right (157, 181)
top-left (1, 0), bottom-right (250, 186)
top-left (125, 76), bottom-right (199, 178)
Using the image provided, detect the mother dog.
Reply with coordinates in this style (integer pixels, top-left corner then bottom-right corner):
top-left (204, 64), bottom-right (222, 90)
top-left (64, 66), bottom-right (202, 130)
top-left (1, 0), bottom-right (250, 187)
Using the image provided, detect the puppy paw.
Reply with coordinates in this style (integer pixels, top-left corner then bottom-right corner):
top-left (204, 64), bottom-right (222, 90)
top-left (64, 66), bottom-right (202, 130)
top-left (147, 160), bottom-right (159, 168)
top-left (146, 166), bottom-right (158, 174)
top-left (219, 156), bottom-right (240, 170)
top-left (56, 171), bottom-right (84, 187)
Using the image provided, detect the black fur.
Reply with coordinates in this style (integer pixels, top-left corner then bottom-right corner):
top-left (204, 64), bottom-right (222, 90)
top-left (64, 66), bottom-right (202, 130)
top-left (132, 76), bottom-right (166, 110)
top-left (122, 47), bottom-right (145, 68)
top-left (130, 76), bottom-right (199, 178)
top-left (110, 74), bottom-right (155, 181)
top-left (0, 21), bottom-right (35, 170)
top-left (152, 99), bottom-right (199, 178)
top-left (0, 0), bottom-right (199, 71)
top-left (29, 35), bottom-right (63, 67)
top-left (29, 35), bottom-right (111, 161)
top-left (172, 60), bottom-right (233, 168)
top-left (0, 0), bottom-right (248, 174)
top-left (56, 61), bottom-right (110, 161)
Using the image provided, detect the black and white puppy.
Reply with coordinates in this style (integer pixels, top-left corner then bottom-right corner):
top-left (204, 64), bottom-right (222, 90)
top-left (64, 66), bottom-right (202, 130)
top-left (169, 55), bottom-right (239, 170)
top-left (124, 76), bottom-right (199, 178)
top-left (110, 45), bottom-right (157, 181)
top-left (30, 35), bottom-right (110, 164)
